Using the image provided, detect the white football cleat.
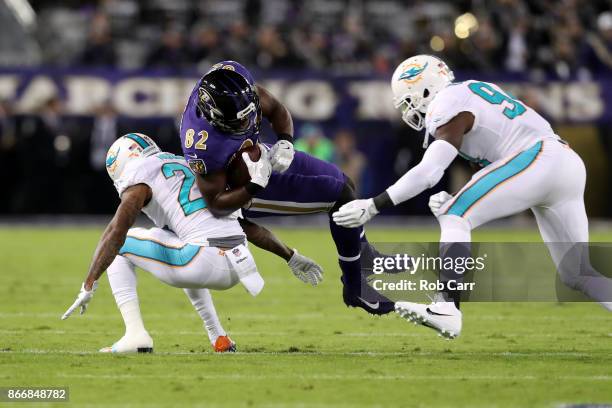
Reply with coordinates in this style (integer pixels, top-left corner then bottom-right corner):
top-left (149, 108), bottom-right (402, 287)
top-left (99, 331), bottom-right (154, 353)
top-left (395, 299), bottom-right (462, 339)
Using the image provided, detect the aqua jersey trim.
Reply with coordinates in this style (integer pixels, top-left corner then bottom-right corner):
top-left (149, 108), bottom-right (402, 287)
top-left (125, 133), bottom-right (150, 149)
top-left (119, 236), bottom-right (201, 266)
top-left (446, 141), bottom-right (543, 217)
top-left (458, 151), bottom-right (491, 167)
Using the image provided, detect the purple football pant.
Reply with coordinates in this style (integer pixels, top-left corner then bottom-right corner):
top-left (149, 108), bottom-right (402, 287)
top-left (242, 150), bottom-right (394, 314)
top-left (243, 150), bottom-right (345, 217)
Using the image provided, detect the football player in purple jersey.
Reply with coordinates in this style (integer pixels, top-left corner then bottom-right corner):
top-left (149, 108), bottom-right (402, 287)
top-left (179, 61), bottom-right (394, 315)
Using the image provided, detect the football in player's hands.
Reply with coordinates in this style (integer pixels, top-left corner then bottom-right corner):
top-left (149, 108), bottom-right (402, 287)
top-left (226, 144), bottom-right (262, 188)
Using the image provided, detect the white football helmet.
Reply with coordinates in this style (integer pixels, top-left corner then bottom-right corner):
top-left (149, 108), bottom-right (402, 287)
top-left (105, 133), bottom-right (161, 182)
top-left (391, 55), bottom-right (454, 141)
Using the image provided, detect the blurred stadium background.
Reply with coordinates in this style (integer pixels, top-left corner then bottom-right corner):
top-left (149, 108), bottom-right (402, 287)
top-left (2, 3), bottom-right (612, 406)
top-left (0, 0), bottom-right (611, 219)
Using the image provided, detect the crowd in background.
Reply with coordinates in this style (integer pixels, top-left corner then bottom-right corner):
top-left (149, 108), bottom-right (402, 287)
top-left (24, 0), bottom-right (612, 79)
top-left (1, 0), bottom-right (612, 216)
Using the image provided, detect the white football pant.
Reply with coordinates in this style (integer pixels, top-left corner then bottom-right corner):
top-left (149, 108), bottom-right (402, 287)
top-left (107, 227), bottom-right (253, 342)
top-left (438, 139), bottom-right (612, 309)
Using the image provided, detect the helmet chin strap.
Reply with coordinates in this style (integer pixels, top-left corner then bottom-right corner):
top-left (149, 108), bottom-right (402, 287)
top-left (422, 132), bottom-right (430, 149)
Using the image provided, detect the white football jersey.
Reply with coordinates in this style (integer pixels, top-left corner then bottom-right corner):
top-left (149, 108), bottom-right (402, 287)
top-left (425, 80), bottom-right (559, 165)
top-left (114, 152), bottom-right (244, 245)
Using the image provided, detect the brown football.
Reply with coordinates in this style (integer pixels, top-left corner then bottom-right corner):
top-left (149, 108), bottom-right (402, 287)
top-left (226, 144), bottom-right (262, 188)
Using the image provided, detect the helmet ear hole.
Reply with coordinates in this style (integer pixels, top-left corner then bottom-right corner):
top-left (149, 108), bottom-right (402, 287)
top-left (423, 88), bottom-right (430, 98)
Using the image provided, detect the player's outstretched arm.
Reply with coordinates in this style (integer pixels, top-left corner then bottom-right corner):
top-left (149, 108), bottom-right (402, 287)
top-left (257, 85), bottom-right (295, 173)
top-left (239, 218), bottom-right (323, 286)
top-left (332, 112), bottom-right (473, 228)
top-left (239, 217), bottom-right (293, 261)
top-left (61, 184), bottom-right (150, 320)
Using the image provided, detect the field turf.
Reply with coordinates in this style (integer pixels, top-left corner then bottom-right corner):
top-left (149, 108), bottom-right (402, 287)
top-left (1, 227), bottom-right (611, 408)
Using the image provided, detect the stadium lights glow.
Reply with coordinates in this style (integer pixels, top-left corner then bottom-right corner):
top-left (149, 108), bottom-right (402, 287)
top-left (430, 35), bottom-right (445, 52)
top-left (454, 12), bottom-right (478, 39)
top-left (54, 135), bottom-right (71, 152)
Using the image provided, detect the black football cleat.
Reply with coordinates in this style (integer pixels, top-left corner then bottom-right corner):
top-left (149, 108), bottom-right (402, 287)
top-left (341, 276), bottom-right (395, 315)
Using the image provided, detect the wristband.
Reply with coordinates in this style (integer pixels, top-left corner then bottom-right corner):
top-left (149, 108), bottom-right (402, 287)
top-left (277, 133), bottom-right (293, 142)
top-left (373, 191), bottom-right (394, 211)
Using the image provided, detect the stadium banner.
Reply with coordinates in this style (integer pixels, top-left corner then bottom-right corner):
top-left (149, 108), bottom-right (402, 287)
top-left (0, 68), bottom-right (611, 123)
top-left (366, 242), bottom-right (612, 302)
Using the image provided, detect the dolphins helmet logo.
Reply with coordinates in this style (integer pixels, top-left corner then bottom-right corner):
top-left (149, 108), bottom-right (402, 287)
top-left (106, 147), bottom-right (120, 170)
top-left (398, 62), bottom-right (429, 83)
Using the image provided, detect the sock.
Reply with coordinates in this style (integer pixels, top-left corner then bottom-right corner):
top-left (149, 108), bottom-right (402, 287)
top-left (184, 288), bottom-right (226, 344)
top-left (438, 215), bottom-right (472, 309)
top-left (118, 299), bottom-right (147, 337)
top-left (439, 242), bottom-right (470, 309)
top-left (329, 215), bottom-right (361, 288)
top-left (107, 255), bottom-right (147, 336)
top-left (555, 243), bottom-right (612, 310)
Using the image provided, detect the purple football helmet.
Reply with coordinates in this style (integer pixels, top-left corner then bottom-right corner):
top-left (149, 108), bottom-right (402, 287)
top-left (197, 61), bottom-right (260, 136)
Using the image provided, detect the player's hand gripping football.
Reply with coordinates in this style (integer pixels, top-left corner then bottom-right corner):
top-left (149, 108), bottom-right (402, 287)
top-left (61, 281), bottom-right (98, 320)
top-left (287, 249), bottom-right (323, 286)
top-left (428, 191), bottom-right (453, 217)
top-left (269, 140), bottom-right (294, 173)
top-left (242, 148), bottom-right (272, 189)
top-left (332, 198), bottom-right (379, 228)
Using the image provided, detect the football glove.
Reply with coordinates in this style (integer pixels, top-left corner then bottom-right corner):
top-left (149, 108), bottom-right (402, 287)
top-left (288, 249), bottom-right (323, 286)
top-left (428, 191), bottom-right (453, 217)
top-left (269, 140), bottom-right (294, 173)
top-left (61, 281), bottom-right (98, 320)
top-left (242, 148), bottom-right (272, 189)
top-left (332, 198), bottom-right (379, 228)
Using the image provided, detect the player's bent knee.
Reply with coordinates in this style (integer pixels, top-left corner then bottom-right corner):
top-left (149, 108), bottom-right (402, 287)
top-left (330, 180), bottom-right (357, 213)
top-left (438, 214), bottom-right (471, 231)
top-left (438, 214), bottom-right (472, 243)
top-left (344, 174), bottom-right (356, 192)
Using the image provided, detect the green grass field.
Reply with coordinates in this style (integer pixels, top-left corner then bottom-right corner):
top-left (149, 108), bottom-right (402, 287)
top-left (1, 227), bottom-right (611, 408)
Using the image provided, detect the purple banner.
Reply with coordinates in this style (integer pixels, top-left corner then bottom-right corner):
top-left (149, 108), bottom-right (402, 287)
top-left (0, 68), bottom-right (610, 123)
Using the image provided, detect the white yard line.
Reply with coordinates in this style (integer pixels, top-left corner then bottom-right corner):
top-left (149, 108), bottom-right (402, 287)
top-left (1, 311), bottom-right (611, 322)
top-left (45, 373), bottom-right (612, 381)
top-left (1, 329), bottom-right (610, 339)
top-left (0, 348), bottom-right (604, 359)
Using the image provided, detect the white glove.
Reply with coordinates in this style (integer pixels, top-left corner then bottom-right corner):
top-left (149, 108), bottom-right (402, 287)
top-left (242, 148), bottom-right (272, 189)
top-left (428, 191), bottom-right (453, 217)
top-left (269, 140), bottom-right (294, 173)
top-left (287, 249), bottom-right (323, 286)
top-left (332, 198), bottom-right (379, 228)
top-left (61, 281), bottom-right (98, 320)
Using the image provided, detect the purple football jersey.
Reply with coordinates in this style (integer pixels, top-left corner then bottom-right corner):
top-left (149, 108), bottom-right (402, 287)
top-left (179, 83), bottom-right (259, 176)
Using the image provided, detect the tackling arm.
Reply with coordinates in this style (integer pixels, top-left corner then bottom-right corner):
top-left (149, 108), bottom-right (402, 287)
top-left (83, 184), bottom-right (151, 289)
top-left (332, 112), bottom-right (473, 228)
top-left (378, 111), bottom-right (472, 208)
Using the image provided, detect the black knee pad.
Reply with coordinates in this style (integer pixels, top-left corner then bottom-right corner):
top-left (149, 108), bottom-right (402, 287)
top-left (331, 180), bottom-right (357, 213)
top-left (344, 175), bottom-right (357, 192)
